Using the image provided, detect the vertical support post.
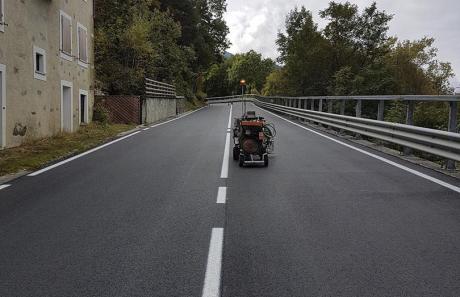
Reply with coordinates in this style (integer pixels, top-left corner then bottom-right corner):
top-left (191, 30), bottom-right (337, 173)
top-left (310, 99), bottom-right (315, 111)
top-left (355, 99), bottom-right (362, 138)
top-left (319, 99), bottom-right (323, 112)
top-left (327, 100), bottom-right (333, 129)
top-left (301, 100), bottom-right (306, 122)
top-left (403, 101), bottom-right (415, 156)
top-left (339, 99), bottom-right (346, 133)
top-left (296, 99), bottom-right (300, 120)
top-left (340, 99), bottom-right (346, 115)
top-left (447, 101), bottom-right (458, 170)
top-left (355, 100), bottom-right (362, 118)
top-left (377, 100), bottom-right (385, 121)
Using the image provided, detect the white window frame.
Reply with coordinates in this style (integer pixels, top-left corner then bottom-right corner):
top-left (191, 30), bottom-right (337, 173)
top-left (33, 46), bottom-right (47, 81)
top-left (79, 89), bottom-right (89, 124)
top-left (59, 10), bottom-right (73, 62)
top-left (77, 22), bottom-right (89, 68)
top-left (0, 64), bottom-right (6, 148)
top-left (60, 80), bottom-right (73, 132)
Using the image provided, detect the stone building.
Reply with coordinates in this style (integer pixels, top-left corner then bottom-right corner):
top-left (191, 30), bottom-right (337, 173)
top-left (0, 0), bottom-right (94, 148)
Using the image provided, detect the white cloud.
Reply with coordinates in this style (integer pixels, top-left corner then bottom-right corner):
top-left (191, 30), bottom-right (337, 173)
top-left (224, 0), bottom-right (460, 81)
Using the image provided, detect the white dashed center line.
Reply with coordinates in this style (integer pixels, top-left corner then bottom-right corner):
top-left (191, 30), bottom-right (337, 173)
top-left (202, 228), bottom-right (224, 297)
top-left (216, 187), bottom-right (227, 204)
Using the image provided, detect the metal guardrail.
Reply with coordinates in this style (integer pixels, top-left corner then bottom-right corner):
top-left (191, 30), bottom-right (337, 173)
top-left (207, 94), bottom-right (460, 168)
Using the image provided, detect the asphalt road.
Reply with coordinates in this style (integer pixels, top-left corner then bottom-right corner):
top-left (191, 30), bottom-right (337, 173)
top-left (1, 102), bottom-right (460, 297)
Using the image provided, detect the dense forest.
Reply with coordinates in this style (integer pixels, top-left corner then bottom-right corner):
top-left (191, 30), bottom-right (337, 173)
top-left (94, 1), bottom-right (456, 128)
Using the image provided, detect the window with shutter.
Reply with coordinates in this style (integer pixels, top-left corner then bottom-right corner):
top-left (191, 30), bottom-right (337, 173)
top-left (77, 24), bottom-right (88, 64)
top-left (60, 11), bottom-right (72, 59)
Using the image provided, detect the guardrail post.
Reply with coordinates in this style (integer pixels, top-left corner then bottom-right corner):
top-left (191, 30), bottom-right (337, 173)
top-left (319, 99), bottom-right (323, 112)
top-left (403, 101), bottom-right (415, 156)
top-left (339, 100), bottom-right (346, 134)
top-left (310, 99), bottom-right (315, 111)
top-left (355, 100), bottom-right (362, 118)
top-left (340, 100), bottom-right (345, 115)
top-left (355, 99), bottom-right (362, 138)
top-left (328, 100), bottom-right (333, 113)
top-left (377, 100), bottom-right (385, 121)
top-left (447, 101), bottom-right (458, 170)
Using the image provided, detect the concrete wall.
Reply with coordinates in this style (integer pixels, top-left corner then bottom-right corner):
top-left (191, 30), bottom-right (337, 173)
top-left (142, 98), bottom-right (178, 124)
top-left (0, 0), bottom-right (94, 148)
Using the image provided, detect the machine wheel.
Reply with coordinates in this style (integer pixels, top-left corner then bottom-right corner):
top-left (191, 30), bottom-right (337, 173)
top-left (238, 154), bottom-right (245, 167)
top-left (263, 154), bottom-right (269, 167)
top-left (233, 146), bottom-right (240, 161)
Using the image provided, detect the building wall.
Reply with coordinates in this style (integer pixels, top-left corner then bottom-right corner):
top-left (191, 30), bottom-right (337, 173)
top-left (0, 0), bottom-right (94, 148)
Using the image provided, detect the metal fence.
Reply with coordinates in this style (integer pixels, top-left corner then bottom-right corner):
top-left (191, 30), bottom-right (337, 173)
top-left (207, 94), bottom-right (460, 170)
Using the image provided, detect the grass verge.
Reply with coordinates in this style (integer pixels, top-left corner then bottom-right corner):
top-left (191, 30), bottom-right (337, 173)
top-left (185, 98), bottom-right (205, 111)
top-left (0, 123), bottom-right (136, 177)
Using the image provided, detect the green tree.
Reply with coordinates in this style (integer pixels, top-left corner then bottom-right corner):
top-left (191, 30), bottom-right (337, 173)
top-left (205, 62), bottom-right (231, 97)
top-left (95, 0), bottom-right (230, 100)
top-left (226, 51), bottom-right (275, 94)
top-left (277, 7), bottom-right (333, 95)
top-left (262, 69), bottom-right (290, 96)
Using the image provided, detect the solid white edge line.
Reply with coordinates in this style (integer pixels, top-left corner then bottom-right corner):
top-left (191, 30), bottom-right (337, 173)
top-left (29, 107), bottom-right (205, 177)
top-left (256, 105), bottom-right (460, 194)
top-left (0, 184), bottom-right (11, 190)
top-left (143, 128), bottom-right (150, 131)
top-left (216, 187), bottom-right (227, 204)
top-left (227, 105), bottom-right (233, 129)
top-left (220, 106), bottom-right (232, 179)
top-left (202, 228), bottom-right (224, 297)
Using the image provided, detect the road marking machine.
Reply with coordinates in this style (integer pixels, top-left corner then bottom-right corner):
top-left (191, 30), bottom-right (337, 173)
top-left (232, 82), bottom-right (276, 167)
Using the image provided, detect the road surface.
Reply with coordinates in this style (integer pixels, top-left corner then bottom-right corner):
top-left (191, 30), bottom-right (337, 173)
top-left (0, 103), bottom-right (459, 297)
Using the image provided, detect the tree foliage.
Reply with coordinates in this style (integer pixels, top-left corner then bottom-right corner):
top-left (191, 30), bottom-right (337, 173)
top-left (261, 1), bottom-right (455, 129)
top-left (205, 51), bottom-right (275, 96)
top-left (95, 0), bottom-right (229, 99)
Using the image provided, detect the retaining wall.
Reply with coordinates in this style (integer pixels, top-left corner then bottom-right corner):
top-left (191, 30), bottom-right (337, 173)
top-left (142, 98), bottom-right (178, 124)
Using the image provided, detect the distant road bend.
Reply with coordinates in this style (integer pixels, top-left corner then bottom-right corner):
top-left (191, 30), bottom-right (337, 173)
top-left (0, 103), bottom-right (459, 297)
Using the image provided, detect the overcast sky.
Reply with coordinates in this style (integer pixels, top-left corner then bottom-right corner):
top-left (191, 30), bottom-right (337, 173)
top-left (224, 0), bottom-right (460, 89)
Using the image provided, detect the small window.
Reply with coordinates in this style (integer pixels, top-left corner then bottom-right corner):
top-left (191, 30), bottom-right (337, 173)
top-left (60, 10), bottom-right (72, 60)
top-left (33, 46), bottom-right (46, 81)
top-left (77, 23), bottom-right (88, 67)
top-left (0, 0), bottom-right (5, 33)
